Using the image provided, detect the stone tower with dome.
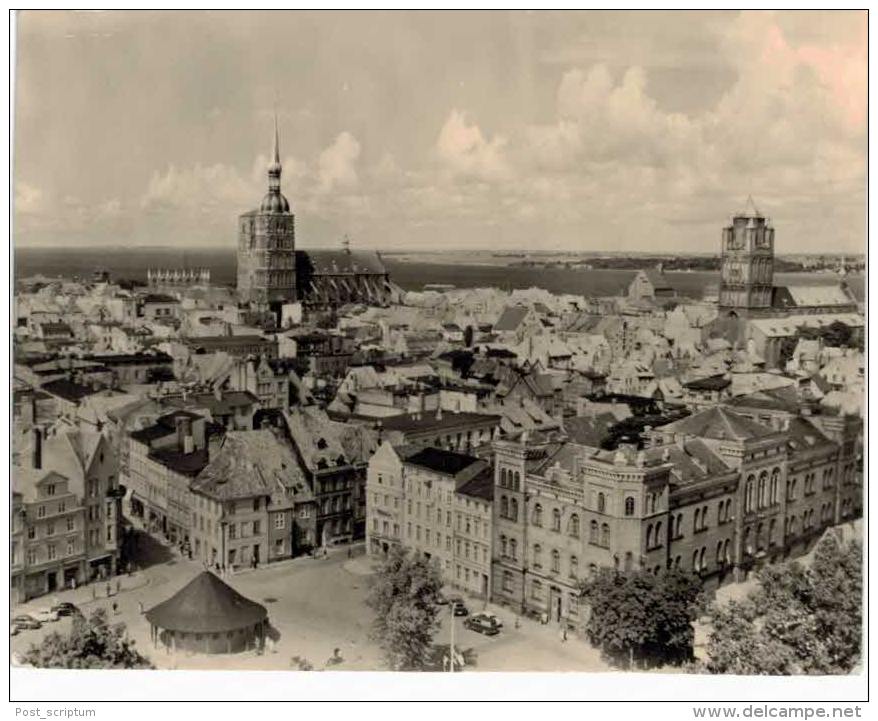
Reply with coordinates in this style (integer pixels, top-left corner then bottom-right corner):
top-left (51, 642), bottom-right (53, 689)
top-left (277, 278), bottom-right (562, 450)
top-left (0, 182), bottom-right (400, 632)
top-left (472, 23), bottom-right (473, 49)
top-left (718, 197), bottom-right (775, 318)
top-left (237, 114), bottom-right (297, 308)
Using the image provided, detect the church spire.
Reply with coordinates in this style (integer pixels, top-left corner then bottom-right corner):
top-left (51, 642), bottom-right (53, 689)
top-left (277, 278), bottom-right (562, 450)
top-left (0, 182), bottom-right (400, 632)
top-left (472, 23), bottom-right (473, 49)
top-left (267, 108), bottom-right (282, 192)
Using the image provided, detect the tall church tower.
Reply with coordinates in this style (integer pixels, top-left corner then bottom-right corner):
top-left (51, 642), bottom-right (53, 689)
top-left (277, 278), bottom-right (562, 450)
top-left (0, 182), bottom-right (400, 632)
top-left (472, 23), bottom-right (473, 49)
top-left (718, 198), bottom-right (775, 317)
top-left (237, 114), bottom-right (297, 308)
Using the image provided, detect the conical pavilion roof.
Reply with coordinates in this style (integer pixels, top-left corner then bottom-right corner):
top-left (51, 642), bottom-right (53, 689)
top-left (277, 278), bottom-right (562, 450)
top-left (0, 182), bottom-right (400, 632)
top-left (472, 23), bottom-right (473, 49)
top-left (145, 571), bottom-right (267, 633)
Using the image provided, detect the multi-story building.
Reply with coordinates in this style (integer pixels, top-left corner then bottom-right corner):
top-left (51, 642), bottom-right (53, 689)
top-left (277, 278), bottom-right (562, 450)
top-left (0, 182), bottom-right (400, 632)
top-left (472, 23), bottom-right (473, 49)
top-left (366, 445), bottom-right (495, 600)
top-left (124, 410), bottom-right (213, 542)
top-left (12, 425), bottom-right (124, 602)
top-left (490, 404), bottom-right (861, 629)
top-left (284, 407), bottom-right (378, 546)
top-left (12, 465), bottom-right (87, 603)
top-left (378, 409), bottom-right (501, 455)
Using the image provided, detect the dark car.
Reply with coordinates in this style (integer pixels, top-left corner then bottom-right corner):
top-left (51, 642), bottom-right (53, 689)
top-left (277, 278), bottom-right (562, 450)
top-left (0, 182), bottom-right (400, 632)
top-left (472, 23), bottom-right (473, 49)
top-left (452, 600), bottom-right (469, 617)
top-left (51, 602), bottom-right (81, 617)
top-left (464, 614), bottom-right (499, 636)
top-left (11, 615), bottom-right (41, 631)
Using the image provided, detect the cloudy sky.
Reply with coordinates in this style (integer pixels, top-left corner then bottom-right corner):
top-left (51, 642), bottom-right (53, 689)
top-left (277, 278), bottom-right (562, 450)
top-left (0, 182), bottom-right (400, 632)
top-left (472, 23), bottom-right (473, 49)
top-left (13, 10), bottom-right (866, 253)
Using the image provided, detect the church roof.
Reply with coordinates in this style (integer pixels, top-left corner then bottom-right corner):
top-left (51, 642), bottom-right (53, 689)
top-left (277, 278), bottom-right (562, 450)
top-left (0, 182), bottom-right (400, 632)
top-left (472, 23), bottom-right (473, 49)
top-left (145, 571), bottom-right (267, 633)
top-left (298, 249), bottom-right (387, 275)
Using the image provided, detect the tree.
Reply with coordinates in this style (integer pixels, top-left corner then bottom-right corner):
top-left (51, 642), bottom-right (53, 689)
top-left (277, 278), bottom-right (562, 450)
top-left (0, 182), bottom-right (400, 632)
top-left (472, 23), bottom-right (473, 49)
top-left (578, 567), bottom-right (704, 668)
top-left (21, 608), bottom-right (154, 669)
top-left (705, 534), bottom-right (862, 675)
top-left (366, 546), bottom-right (443, 670)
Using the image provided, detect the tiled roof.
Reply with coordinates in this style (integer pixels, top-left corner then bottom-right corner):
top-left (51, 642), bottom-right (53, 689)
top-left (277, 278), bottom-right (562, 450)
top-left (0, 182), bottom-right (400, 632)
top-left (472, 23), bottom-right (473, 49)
top-left (683, 374), bottom-right (731, 392)
top-left (493, 306), bottom-right (529, 332)
top-left (193, 430), bottom-right (308, 500)
top-left (456, 466), bottom-right (495, 502)
top-left (284, 407), bottom-right (378, 472)
top-left (660, 406), bottom-right (776, 441)
top-left (406, 447), bottom-right (482, 476)
top-left (726, 386), bottom-right (802, 413)
top-left (378, 410), bottom-right (501, 434)
top-left (298, 249), bottom-right (387, 275)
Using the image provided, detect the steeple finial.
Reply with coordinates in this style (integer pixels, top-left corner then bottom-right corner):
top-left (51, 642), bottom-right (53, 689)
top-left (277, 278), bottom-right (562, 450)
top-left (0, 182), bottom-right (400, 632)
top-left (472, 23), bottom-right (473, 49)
top-left (273, 107), bottom-right (280, 166)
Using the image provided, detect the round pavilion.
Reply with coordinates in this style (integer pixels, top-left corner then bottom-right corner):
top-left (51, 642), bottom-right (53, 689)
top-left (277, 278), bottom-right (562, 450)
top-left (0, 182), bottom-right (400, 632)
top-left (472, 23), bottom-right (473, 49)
top-left (145, 571), bottom-right (268, 654)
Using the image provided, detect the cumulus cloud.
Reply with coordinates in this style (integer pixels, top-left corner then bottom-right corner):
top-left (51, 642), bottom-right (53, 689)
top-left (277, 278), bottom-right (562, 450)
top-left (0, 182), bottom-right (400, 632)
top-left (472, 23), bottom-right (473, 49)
top-left (318, 131), bottom-right (361, 192)
top-left (436, 110), bottom-right (508, 181)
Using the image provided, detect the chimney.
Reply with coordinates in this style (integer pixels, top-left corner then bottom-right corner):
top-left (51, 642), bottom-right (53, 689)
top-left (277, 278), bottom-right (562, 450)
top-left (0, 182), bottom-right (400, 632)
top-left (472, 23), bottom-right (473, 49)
top-left (32, 427), bottom-right (42, 470)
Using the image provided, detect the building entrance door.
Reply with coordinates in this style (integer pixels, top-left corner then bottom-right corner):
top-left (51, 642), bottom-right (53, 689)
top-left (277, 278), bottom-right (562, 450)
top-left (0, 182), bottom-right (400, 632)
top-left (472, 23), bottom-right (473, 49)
top-left (550, 586), bottom-right (562, 622)
top-left (47, 571), bottom-right (57, 593)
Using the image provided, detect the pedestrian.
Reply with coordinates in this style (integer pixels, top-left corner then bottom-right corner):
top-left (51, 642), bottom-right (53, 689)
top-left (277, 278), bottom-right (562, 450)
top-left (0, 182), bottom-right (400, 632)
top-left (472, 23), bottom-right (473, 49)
top-left (112, 601), bottom-right (118, 615)
top-left (562, 626), bottom-right (568, 642)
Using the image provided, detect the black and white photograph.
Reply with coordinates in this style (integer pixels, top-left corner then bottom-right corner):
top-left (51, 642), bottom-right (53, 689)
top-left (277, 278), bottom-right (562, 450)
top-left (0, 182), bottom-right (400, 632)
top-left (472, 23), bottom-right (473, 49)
top-left (6, 7), bottom-right (868, 708)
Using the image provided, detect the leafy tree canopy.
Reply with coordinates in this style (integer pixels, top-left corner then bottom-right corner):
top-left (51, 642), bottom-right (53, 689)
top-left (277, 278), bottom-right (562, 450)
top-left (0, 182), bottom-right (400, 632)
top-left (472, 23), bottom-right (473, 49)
top-left (578, 567), bottom-right (704, 668)
top-left (705, 534), bottom-right (862, 675)
top-left (21, 607), bottom-right (154, 669)
top-left (366, 546), bottom-right (444, 670)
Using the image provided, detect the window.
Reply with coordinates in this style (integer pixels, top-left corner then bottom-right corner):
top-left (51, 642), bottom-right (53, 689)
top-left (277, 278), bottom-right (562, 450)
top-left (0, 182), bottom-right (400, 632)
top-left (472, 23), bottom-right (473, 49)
top-left (509, 539), bottom-right (517, 560)
top-left (531, 579), bottom-right (543, 600)
top-left (500, 468), bottom-right (508, 487)
top-left (513, 472), bottom-right (521, 492)
top-left (597, 493), bottom-right (606, 513)
top-left (589, 520), bottom-right (598, 544)
top-left (46, 523), bottom-right (55, 537)
top-left (47, 544), bottom-right (56, 561)
top-left (532, 544), bottom-right (542, 568)
top-left (745, 475), bottom-right (755, 513)
top-left (27, 527), bottom-right (35, 540)
top-left (758, 472), bottom-right (768, 509)
top-left (502, 571), bottom-right (513, 593)
top-left (568, 514), bottom-right (580, 538)
top-left (510, 498), bottom-right (518, 521)
top-left (501, 535), bottom-right (507, 557)
top-left (552, 508), bottom-right (561, 532)
top-left (624, 496), bottom-right (635, 516)
top-left (37, 506), bottom-right (45, 519)
top-left (569, 555), bottom-right (579, 578)
top-left (501, 496), bottom-right (509, 518)
top-left (253, 520), bottom-right (261, 535)
top-left (274, 514), bottom-right (285, 530)
top-left (674, 513), bottom-right (683, 538)
top-left (532, 504), bottom-right (543, 526)
top-left (66, 540), bottom-right (74, 556)
top-left (600, 523), bottom-right (610, 547)
top-left (653, 521), bottom-right (662, 547)
top-left (46, 484), bottom-right (56, 496)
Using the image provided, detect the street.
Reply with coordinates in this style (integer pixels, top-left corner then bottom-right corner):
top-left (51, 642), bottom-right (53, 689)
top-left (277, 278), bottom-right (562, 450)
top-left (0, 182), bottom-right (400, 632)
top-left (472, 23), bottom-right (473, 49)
top-left (12, 529), bottom-right (609, 672)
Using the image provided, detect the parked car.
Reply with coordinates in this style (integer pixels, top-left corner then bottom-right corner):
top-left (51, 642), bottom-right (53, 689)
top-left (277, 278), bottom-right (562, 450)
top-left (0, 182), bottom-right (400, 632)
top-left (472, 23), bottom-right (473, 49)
top-left (31, 608), bottom-right (59, 623)
top-left (464, 614), bottom-right (500, 636)
top-left (470, 611), bottom-right (502, 629)
top-left (50, 602), bottom-right (81, 618)
top-left (451, 600), bottom-right (469, 617)
top-left (11, 615), bottom-right (41, 631)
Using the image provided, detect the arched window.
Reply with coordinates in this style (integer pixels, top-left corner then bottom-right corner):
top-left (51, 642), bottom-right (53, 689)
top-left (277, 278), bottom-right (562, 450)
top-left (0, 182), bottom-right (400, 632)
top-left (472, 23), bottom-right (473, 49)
top-left (597, 493), bottom-right (606, 513)
top-left (693, 508), bottom-right (700, 531)
top-left (533, 504), bottom-right (543, 526)
top-left (569, 555), bottom-right (578, 578)
top-left (716, 541), bottom-right (724, 565)
top-left (758, 471), bottom-right (768, 509)
top-left (568, 514), bottom-right (580, 538)
top-left (532, 544), bottom-right (542, 568)
top-left (513, 472), bottom-right (521, 491)
top-left (646, 523), bottom-right (653, 549)
top-left (509, 538), bottom-right (517, 559)
top-left (500, 468), bottom-right (508, 488)
top-left (624, 496), bottom-right (635, 516)
top-left (551, 549), bottom-right (560, 573)
top-left (745, 475), bottom-right (755, 513)
top-left (717, 500), bottom-right (725, 524)
top-left (770, 468), bottom-right (780, 504)
top-left (552, 508), bottom-right (561, 532)
top-left (699, 547), bottom-right (706, 571)
top-left (500, 496), bottom-right (509, 518)
top-left (723, 539), bottom-right (731, 564)
top-left (692, 550), bottom-right (700, 571)
top-left (589, 520), bottom-right (598, 544)
top-left (600, 523), bottom-right (610, 547)
top-left (756, 523), bottom-right (764, 551)
top-left (531, 579), bottom-right (542, 600)
top-left (675, 513), bottom-right (683, 538)
top-left (510, 498), bottom-right (519, 521)
top-left (500, 535), bottom-right (507, 557)
top-left (744, 526), bottom-right (753, 555)
top-left (654, 521), bottom-right (662, 547)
